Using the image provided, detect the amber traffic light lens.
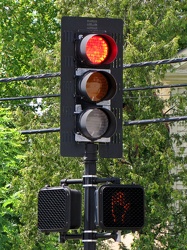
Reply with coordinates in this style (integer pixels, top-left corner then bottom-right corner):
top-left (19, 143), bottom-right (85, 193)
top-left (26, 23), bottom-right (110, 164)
top-left (86, 72), bottom-right (108, 102)
top-left (78, 71), bottom-right (117, 103)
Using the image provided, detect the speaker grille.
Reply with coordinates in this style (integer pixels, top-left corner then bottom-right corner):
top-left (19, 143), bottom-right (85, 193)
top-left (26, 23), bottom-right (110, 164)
top-left (38, 188), bottom-right (69, 232)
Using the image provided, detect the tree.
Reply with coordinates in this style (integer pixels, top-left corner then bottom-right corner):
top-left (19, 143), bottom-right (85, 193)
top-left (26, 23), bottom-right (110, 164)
top-left (0, 108), bottom-right (25, 249)
top-left (1, 0), bottom-right (187, 249)
top-left (0, 0), bottom-right (59, 98)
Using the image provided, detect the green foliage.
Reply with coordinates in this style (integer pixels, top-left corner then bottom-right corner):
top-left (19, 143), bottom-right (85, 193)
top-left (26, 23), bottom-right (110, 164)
top-left (0, 108), bottom-right (25, 249)
top-left (1, 0), bottom-right (187, 249)
top-left (0, 0), bottom-right (60, 99)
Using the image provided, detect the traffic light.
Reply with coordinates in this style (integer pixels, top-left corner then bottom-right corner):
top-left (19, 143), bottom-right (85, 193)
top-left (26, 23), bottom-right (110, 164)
top-left (95, 184), bottom-right (144, 230)
top-left (61, 16), bottom-right (123, 158)
top-left (38, 186), bottom-right (81, 233)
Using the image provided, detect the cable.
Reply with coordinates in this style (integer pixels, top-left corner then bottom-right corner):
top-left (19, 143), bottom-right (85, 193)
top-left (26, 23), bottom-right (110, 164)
top-left (0, 72), bottom-right (60, 83)
top-left (124, 83), bottom-right (187, 92)
top-left (124, 116), bottom-right (187, 126)
top-left (0, 94), bottom-right (60, 102)
top-left (1, 56), bottom-right (187, 84)
top-left (0, 82), bottom-right (185, 103)
top-left (123, 56), bottom-right (187, 69)
top-left (21, 127), bottom-right (60, 135)
top-left (19, 116), bottom-right (187, 134)
top-left (2, 56), bottom-right (187, 135)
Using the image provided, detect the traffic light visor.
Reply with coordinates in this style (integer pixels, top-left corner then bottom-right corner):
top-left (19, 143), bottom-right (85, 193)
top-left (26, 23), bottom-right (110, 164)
top-left (79, 34), bottom-right (118, 65)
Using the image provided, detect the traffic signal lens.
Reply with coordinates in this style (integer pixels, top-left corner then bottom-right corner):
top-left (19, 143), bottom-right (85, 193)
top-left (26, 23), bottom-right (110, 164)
top-left (102, 186), bottom-right (144, 228)
top-left (79, 34), bottom-right (118, 65)
top-left (86, 35), bottom-right (108, 64)
top-left (86, 72), bottom-right (109, 102)
top-left (78, 108), bottom-right (109, 140)
top-left (95, 185), bottom-right (144, 230)
top-left (78, 71), bottom-right (117, 103)
top-left (86, 109), bottom-right (108, 138)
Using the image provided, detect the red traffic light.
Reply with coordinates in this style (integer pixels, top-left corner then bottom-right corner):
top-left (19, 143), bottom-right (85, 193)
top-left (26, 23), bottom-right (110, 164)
top-left (61, 16), bottom-right (123, 157)
top-left (79, 34), bottom-right (118, 65)
top-left (95, 184), bottom-right (145, 230)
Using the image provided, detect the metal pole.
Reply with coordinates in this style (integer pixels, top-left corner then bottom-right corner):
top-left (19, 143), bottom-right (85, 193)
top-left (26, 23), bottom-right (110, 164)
top-left (83, 143), bottom-right (98, 250)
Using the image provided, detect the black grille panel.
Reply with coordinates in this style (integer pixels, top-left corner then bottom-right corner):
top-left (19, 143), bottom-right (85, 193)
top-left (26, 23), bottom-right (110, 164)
top-left (38, 188), bottom-right (69, 232)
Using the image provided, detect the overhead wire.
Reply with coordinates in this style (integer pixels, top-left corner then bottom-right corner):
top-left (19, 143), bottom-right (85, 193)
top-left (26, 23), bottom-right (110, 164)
top-left (1, 56), bottom-right (187, 134)
top-left (0, 56), bottom-right (187, 83)
top-left (0, 94), bottom-right (60, 102)
top-left (123, 56), bottom-right (187, 68)
top-left (0, 72), bottom-right (60, 83)
top-left (20, 116), bottom-right (187, 135)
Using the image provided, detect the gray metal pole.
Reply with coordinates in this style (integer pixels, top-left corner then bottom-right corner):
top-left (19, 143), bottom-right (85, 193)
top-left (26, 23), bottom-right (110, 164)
top-left (83, 143), bottom-right (98, 250)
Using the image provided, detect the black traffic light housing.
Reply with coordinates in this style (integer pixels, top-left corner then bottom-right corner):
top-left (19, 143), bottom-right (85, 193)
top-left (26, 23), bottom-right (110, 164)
top-left (95, 184), bottom-right (145, 230)
top-left (38, 186), bottom-right (81, 233)
top-left (60, 16), bottom-right (123, 158)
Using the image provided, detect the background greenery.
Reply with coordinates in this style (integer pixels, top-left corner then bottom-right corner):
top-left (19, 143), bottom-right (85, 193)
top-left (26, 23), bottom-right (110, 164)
top-left (1, 0), bottom-right (187, 249)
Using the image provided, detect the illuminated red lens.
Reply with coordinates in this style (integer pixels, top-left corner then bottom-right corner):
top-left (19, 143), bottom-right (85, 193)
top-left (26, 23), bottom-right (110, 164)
top-left (79, 34), bottom-right (118, 65)
top-left (86, 36), bottom-right (109, 65)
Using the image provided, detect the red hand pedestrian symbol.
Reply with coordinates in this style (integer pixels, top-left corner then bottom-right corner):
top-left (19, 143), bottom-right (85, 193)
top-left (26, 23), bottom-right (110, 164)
top-left (111, 191), bottom-right (130, 223)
